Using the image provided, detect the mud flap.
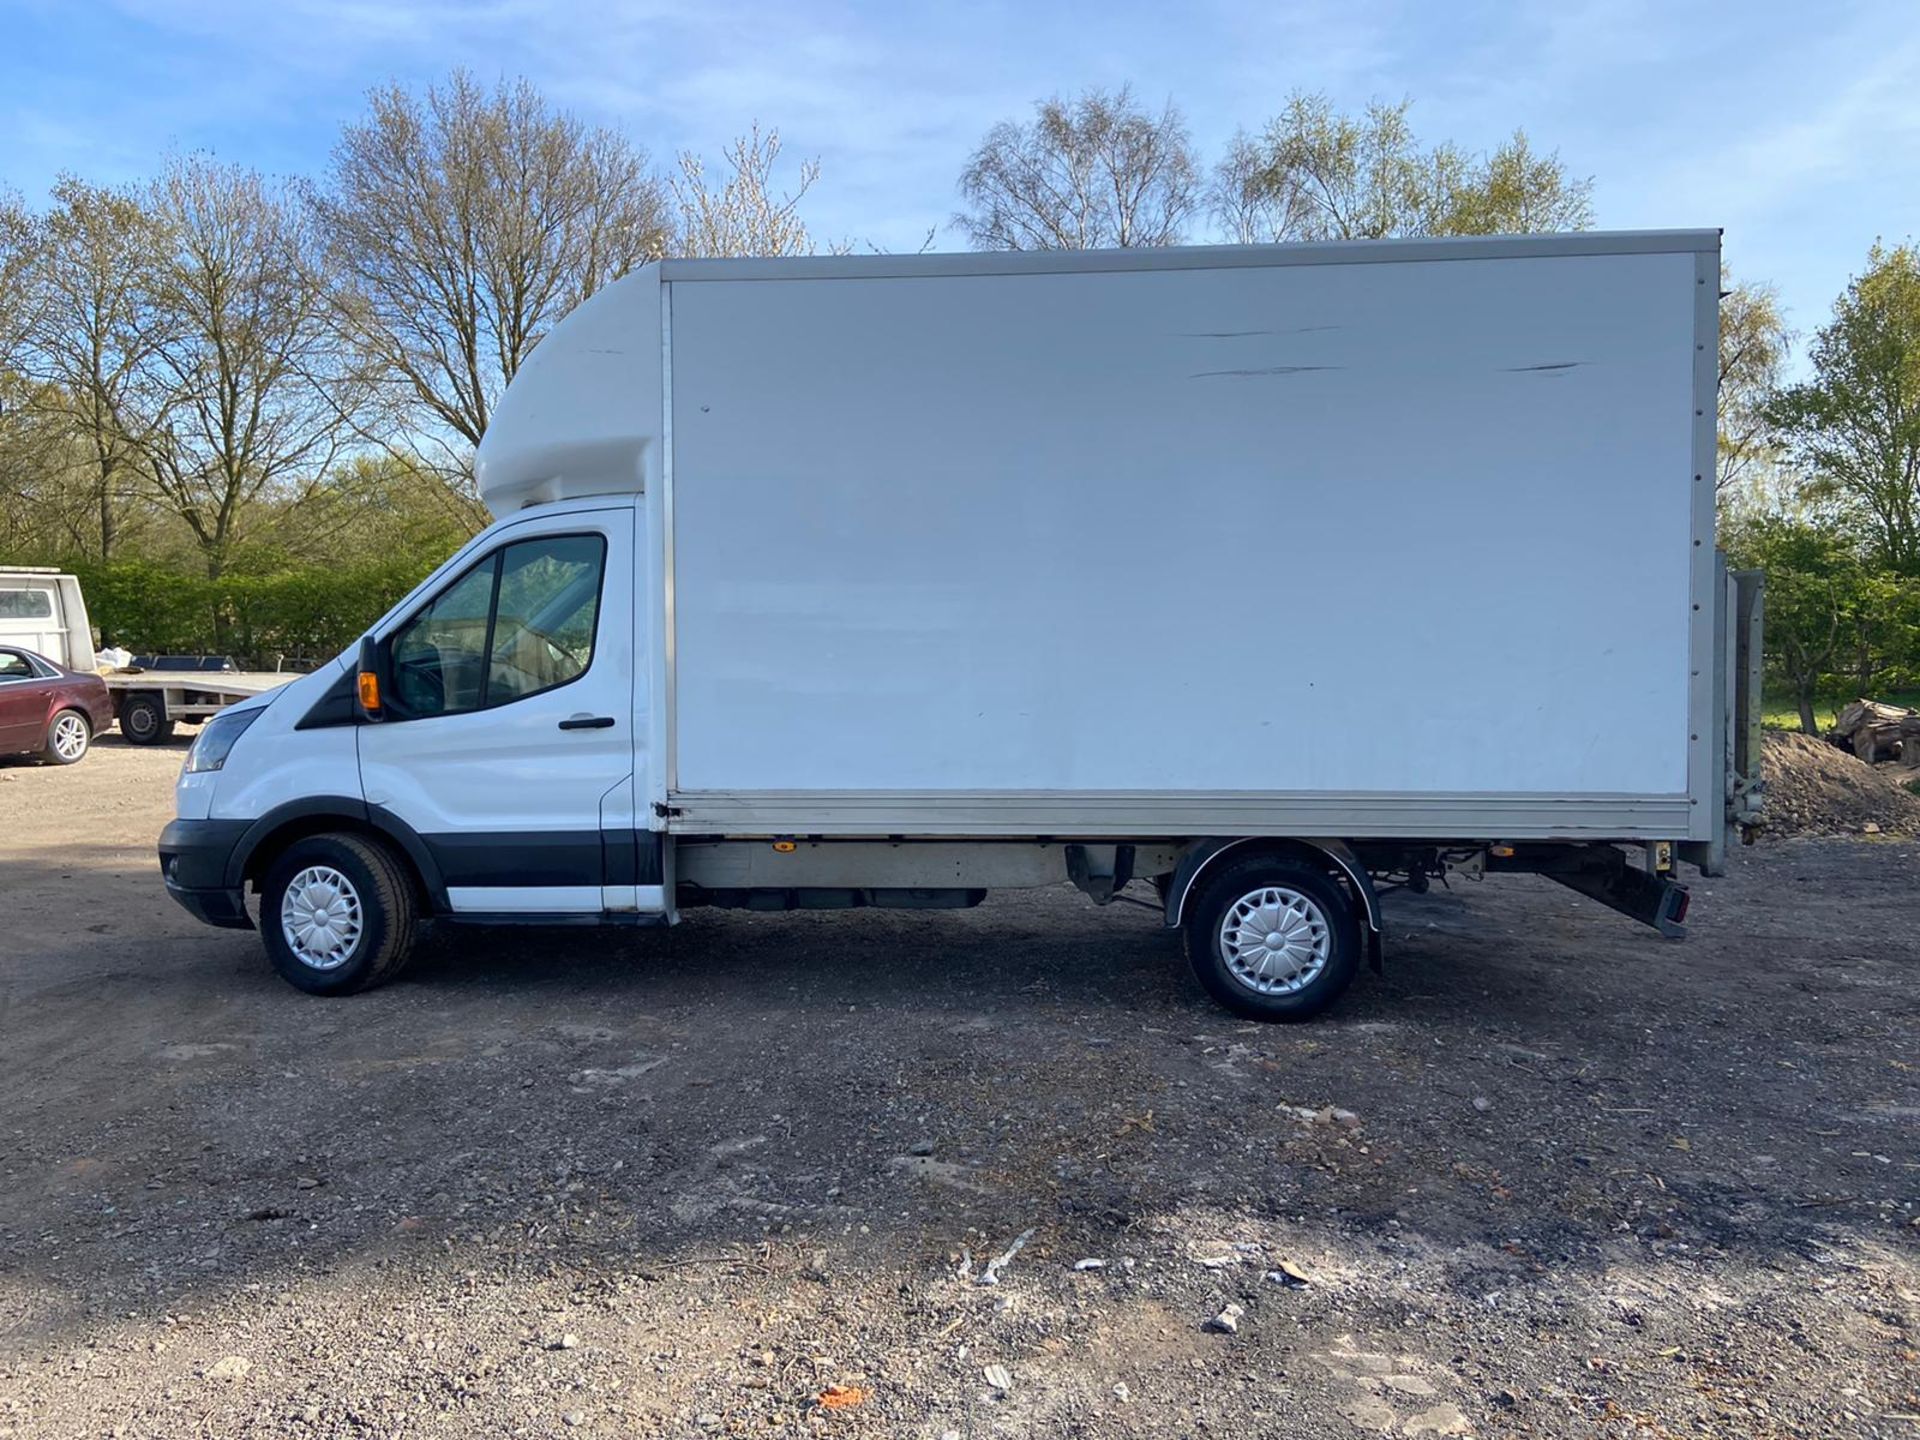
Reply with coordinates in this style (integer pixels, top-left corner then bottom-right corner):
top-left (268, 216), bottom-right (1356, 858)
top-left (1065, 843), bottom-right (1134, 905)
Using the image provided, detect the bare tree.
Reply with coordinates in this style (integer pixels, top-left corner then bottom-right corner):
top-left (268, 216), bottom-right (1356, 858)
top-left (0, 190), bottom-right (37, 369)
top-left (0, 375), bottom-right (98, 558)
top-left (1213, 92), bottom-right (1591, 242)
top-left (957, 86), bottom-right (1199, 250)
top-left (1211, 129), bottom-right (1314, 244)
top-left (10, 178), bottom-right (172, 560)
top-left (671, 126), bottom-right (827, 258)
top-left (311, 71), bottom-right (668, 501)
top-left (130, 155), bottom-right (355, 580)
top-left (0, 194), bottom-right (122, 561)
top-left (0, 194), bottom-right (58, 553)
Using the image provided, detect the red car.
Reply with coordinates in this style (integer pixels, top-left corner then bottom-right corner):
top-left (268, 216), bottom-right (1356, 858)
top-left (0, 645), bottom-right (115, 765)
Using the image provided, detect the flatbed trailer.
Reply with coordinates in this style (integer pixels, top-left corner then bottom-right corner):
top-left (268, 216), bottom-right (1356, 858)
top-left (100, 669), bottom-right (296, 745)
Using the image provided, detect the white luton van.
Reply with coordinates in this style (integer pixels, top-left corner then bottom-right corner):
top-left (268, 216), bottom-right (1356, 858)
top-left (159, 231), bottom-right (1762, 1020)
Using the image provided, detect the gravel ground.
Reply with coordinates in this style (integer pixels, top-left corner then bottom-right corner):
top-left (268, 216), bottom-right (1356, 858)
top-left (1, 740), bottom-right (1917, 1439)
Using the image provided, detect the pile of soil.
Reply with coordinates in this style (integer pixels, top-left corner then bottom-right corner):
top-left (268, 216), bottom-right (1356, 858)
top-left (1761, 728), bottom-right (1920, 836)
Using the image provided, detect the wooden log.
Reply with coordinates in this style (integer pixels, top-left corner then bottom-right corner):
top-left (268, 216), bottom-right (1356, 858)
top-left (1835, 698), bottom-right (1918, 733)
top-left (1831, 698), bottom-right (1920, 762)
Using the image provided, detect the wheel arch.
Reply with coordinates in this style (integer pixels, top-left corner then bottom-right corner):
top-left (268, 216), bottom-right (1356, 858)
top-left (1164, 837), bottom-right (1383, 969)
top-left (225, 798), bottom-right (447, 913)
top-left (115, 688), bottom-right (168, 719)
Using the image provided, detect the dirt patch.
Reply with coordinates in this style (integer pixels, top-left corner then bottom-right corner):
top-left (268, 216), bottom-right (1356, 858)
top-left (2, 740), bottom-right (1919, 1438)
top-left (1762, 729), bottom-right (1920, 837)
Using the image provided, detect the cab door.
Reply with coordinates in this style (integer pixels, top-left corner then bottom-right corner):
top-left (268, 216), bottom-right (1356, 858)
top-left (357, 504), bottom-right (635, 915)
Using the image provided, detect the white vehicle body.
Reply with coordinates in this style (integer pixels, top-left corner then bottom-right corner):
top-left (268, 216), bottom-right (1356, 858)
top-left (159, 233), bottom-right (1762, 1019)
top-left (0, 568), bottom-right (92, 668)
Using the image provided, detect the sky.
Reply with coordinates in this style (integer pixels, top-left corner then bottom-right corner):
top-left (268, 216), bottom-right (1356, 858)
top-left (2, 0), bottom-right (1916, 354)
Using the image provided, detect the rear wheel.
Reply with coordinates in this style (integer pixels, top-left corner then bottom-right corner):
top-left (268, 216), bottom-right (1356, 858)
top-left (1182, 854), bottom-right (1361, 1021)
top-left (260, 833), bottom-right (420, 995)
top-left (41, 709), bottom-right (91, 765)
top-left (119, 693), bottom-right (174, 745)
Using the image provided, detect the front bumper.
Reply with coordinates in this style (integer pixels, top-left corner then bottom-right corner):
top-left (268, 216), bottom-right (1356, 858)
top-left (158, 818), bottom-right (255, 931)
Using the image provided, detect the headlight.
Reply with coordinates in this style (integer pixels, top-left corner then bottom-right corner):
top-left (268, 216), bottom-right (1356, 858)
top-left (185, 706), bottom-right (264, 774)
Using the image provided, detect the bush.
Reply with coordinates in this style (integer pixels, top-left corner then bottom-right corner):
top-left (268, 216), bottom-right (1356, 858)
top-left (64, 560), bottom-right (217, 655)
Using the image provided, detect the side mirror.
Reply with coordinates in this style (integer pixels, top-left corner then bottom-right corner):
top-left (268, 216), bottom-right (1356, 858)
top-left (355, 635), bottom-right (386, 722)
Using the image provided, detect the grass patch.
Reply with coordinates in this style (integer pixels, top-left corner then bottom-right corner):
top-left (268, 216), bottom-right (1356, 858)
top-left (1761, 688), bottom-right (1920, 734)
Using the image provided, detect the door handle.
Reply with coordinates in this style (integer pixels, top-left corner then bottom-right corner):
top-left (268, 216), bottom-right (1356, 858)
top-left (558, 714), bottom-right (616, 730)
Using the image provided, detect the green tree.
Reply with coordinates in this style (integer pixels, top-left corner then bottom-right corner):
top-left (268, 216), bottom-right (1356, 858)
top-left (1717, 272), bottom-right (1791, 504)
top-left (268, 452), bottom-right (478, 567)
top-left (1766, 243), bottom-right (1920, 572)
top-left (1212, 93), bottom-right (1591, 243)
top-left (1458, 130), bottom-right (1593, 234)
top-left (0, 376), bottom-right (100, 557)
top-left (1726, 515), bottom-right (1871, 732)
top-left (1842, 567), bottom-right (1920, 698)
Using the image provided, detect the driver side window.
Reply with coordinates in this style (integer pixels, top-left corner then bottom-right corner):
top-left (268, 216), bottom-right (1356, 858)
top-left (389, 533), bottom-right (606, 718)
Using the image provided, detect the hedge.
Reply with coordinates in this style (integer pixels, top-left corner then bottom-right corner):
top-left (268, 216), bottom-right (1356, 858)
top-left (62, 557), bottom-right (443, 667)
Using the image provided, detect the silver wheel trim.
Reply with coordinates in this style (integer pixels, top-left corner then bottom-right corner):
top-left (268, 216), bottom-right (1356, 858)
top-left (280, 866), bottom-right (366, 971)
top-left (1217, 885), bottom-right (1333, 996)
top-left (127, 704), bottom-right (155, 737)
top-left (51, 713), bottom-right (88, 760)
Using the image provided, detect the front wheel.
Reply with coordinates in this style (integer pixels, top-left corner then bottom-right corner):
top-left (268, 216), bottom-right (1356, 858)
top-left (1182, 854), bottom-right (1361, 1021)
top-left (260, 833), bottom-right (420, 995)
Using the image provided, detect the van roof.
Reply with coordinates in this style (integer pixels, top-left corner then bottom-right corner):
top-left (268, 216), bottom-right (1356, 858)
top-left (652, 229), bottom-right (1721, 285)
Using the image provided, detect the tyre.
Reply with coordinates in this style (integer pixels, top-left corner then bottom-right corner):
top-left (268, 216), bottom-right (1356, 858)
top-left (1182, 853), bottom-right (1361, 1021)
top-left (41, 708), bottom-right (92, 765)
top-left (119, 693), bottom-right (175, 745)
top-left (260, 832), bottom-right (420, 995)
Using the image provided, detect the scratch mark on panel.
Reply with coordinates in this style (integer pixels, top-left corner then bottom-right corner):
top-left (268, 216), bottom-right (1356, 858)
top-left (1190, 365), bottom-right (1345, 379)
top-left (1181, 325), bottom-right (1344, 338)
